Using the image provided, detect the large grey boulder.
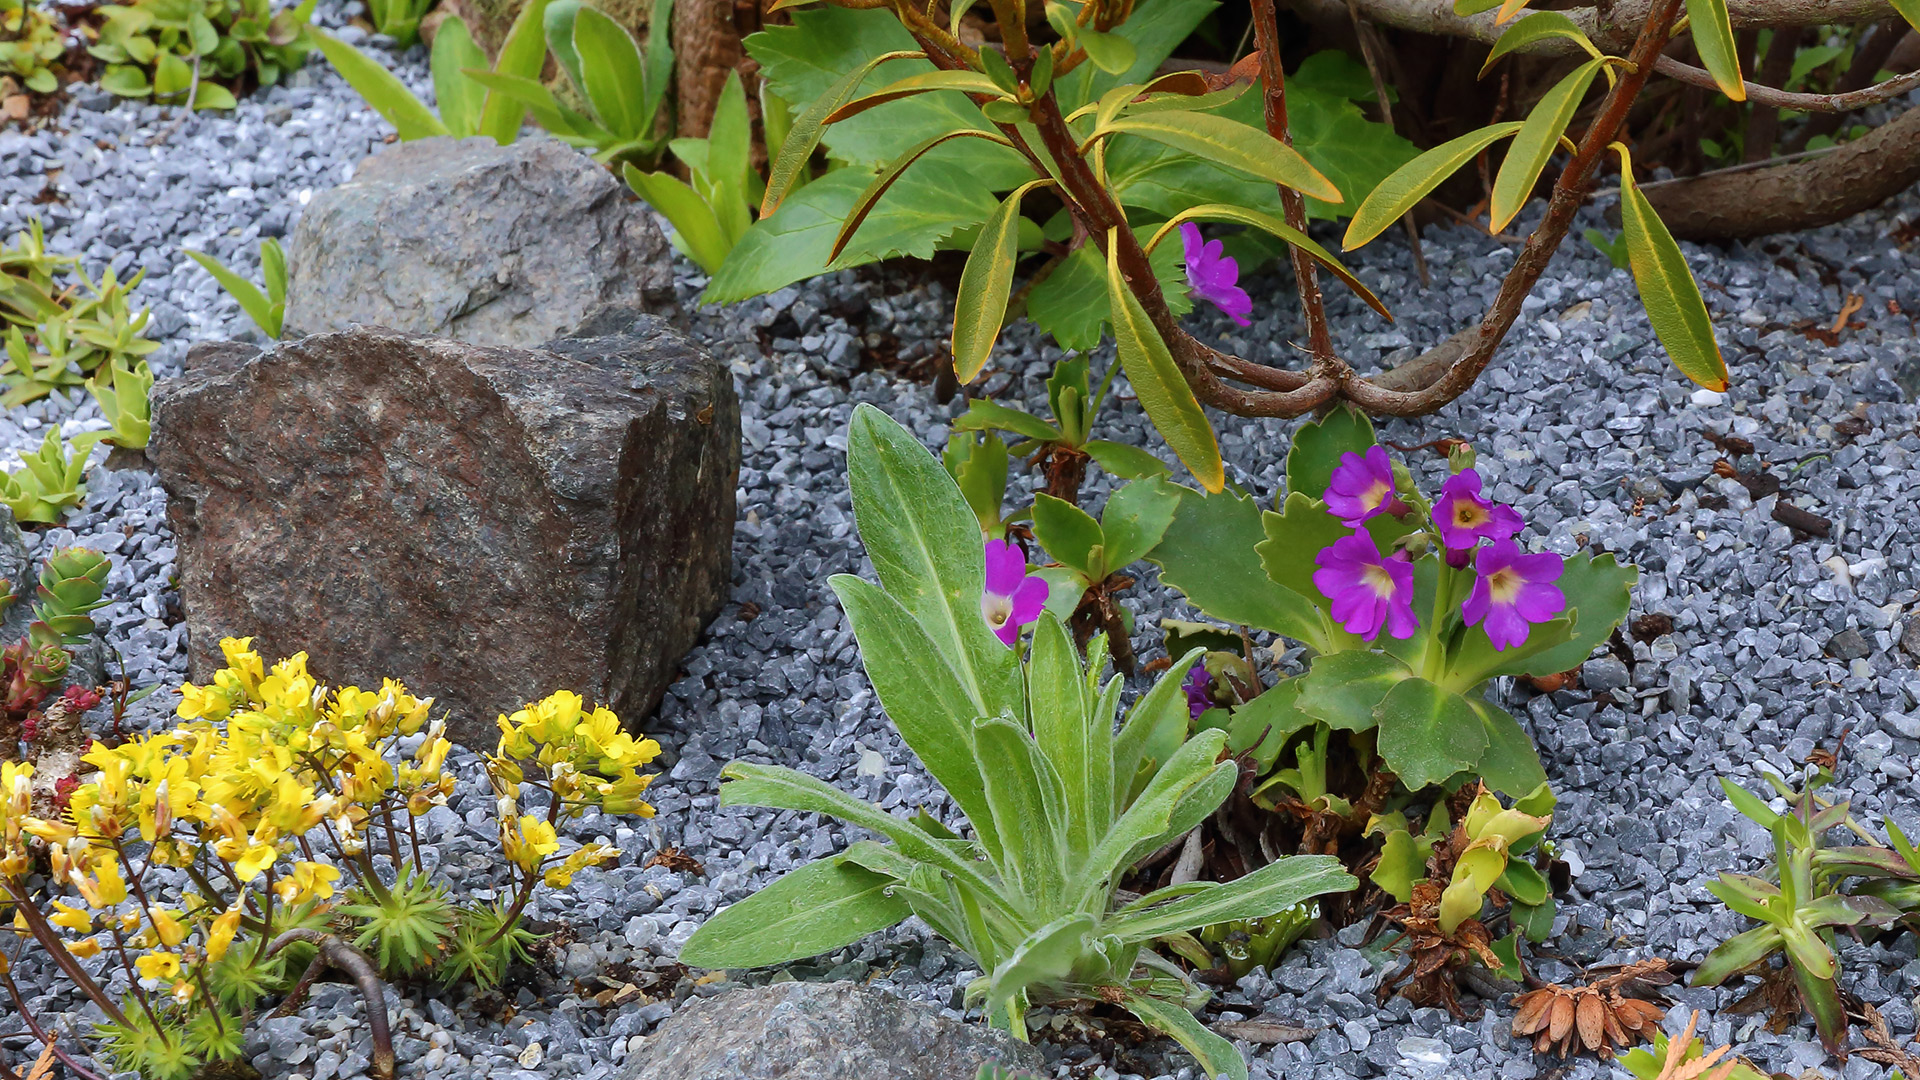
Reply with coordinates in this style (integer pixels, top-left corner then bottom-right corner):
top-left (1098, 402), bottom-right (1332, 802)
top-left (148, 310), bottom-right (737, 744)
top-left (618, 982), bottom-right (1044, 1080)
top-left (284, 136), bottom-right (675, 348)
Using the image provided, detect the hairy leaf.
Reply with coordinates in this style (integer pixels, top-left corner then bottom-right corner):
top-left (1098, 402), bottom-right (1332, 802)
top-left (1121, 992), bottom-right (1248, 1080)
top-left (679, 855), bottom-right (910, 969)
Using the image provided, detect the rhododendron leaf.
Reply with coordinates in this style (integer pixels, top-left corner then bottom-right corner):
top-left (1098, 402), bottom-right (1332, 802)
top-left (1104, 234), bottom-right (1223, 492)
top-left (1617, 147), bottom-right (1729, 391)
top-left (1466, 697), bottom-right (1548, 797)
top-left (1686, 0), bottom-right (1746, 100)
top-left (679, 853), bottom-right (910, 968)
top-left (1345, 122), bottom-right (1522, 249)
top-left (1482, 11), bottom-right (1602, 75)
top-left (825, 69), bottom-right (1010, 124)
top-left (1100, 113), bottom-right (1341, 203)
top-left (1147, 487), bottom-right (1328, 648)
top-left (953, 180), bottom-right (1047, 382)
top-left (1374, 678), bottom-right (1486, 791)
top-left (1490, 58), bottom-right (1602, 233)
top-left (762, 48), bottom-right (923, 215)
top-left (1295, 651), bottom-right (1412, 732)
top-left (953, 399), bottom-right (1062, 443)
top-left (1284, 405), bottom-right (1379, 504)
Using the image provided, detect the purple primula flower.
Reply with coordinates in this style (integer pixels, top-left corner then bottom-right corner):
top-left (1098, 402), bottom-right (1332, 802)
top-left (1432, 469), bottom-right (1523, 558)
top-left (1461, 539), bottom-right (1566, 651)
top-left (1324, 446), bottom-right (1411, 528)
top-left (1183, 663), bottom-right (1213, 719)
top-left (982, 538), bottom-right (1049, 647)
top-left (1312, 533), bottom-right (1417, 642)
top-left (1180, 223), bottom-right (1253, 327)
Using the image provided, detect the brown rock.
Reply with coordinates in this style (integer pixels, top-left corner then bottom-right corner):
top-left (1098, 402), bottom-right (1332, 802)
top-left (149, 311), bottom-right (738, 744)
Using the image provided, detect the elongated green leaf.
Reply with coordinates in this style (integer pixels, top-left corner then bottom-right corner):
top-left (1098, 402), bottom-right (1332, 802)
top-left (986, 914), bottom-right (1095, 1014)
top-left (1078, 27), bottom-right (1138, 74)
top-left (1148, 487), bottom-right (1328, 648)
top-left (430, 16), bottom-right (488, 138)
top-left (1616, 146), bottom-right (1728, 391)
top-left (1345, 122), bottom-right (1522, 249)
top-left (575, 5), bottom-right (649, 138)
top-left (1490, 59), bottom-right (1602, 233)
top-left (1893, 0), bottom-right (1920, 34)
top-left (183, 251), bottom-right (275, 337)
top-left (1482, 11), bottom-right (1602, 74)
top-left (1685, 0), bottom-right (1746, 101)
top-left (953, 399), bottom-right (1062, 443)
top-left (1295, 651), bottom-right (1413, 732)
top-left (464, 69), bottom-right (606, 141)
top-left (1109, 855), bottom-right (1354, 942)
top-left (831, 574), bottom-right (1002, 865)
top-left (826, 69), bottom-right (1010, 123)
top-left (260, 239), bottom-right (287, 306)
top-left (1112, 647), bottom-right (1207, 814)
top-left (1719, 776), bottom-right (1779, 829)
top-left (1085, 440), bottom-right (1171, 479)
top-left (708, 71), bottom-right (755, 243)
top-left (477, 0), bottom-right (552, 143)
top-left (1143, 204), bottom-right (1388, 320)
top-left (1028, 614), bottom-right (1108, 859)
top-left (1084, 729), bottom-right (1228, 897)
top-left (313, 31), bottom-right (449, 140)
top-left (717, 762), bottom-right (1015, 917)
top-left (974, 717), bottom-right (1069, 907)
top-left (1032, 494), bottom-right (1104, 579)
top-left (624, 163), bottom-right (730, 273)
top-left (1374, 678), bottom-right (1486, 790)
top-left (831, 129), bottom-right (1015, 263)
top-left (1102, 113), bottom-right (1341, 203)
top-left (1104, 233), bottom-right (1222, 492)
top-left (845, 403), bottom-right (1021, 718)
top-left (954, 180), bottom-right (1046, 382)
top-left (678, 854), bottom-right (910, 968)
top-left (543, 0), bottom-right (585, 95)
top-left (762, 48), bottom-right (924, 216)
top-left (643, 0), bottom-right (675, 127)
top-left (1121, 993), bottom-right (1247, 1080)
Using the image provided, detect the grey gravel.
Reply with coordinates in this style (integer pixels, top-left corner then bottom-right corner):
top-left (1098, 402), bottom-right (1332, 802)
top-left (3, 28), bottom-right (1919, 1080)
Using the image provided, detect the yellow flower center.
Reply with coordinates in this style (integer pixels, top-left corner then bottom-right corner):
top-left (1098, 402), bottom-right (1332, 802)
top-left (1453, 502), bottom-right (1488, 529)
top-left (1486, 566), bottom-right (1524, 605)
top-left (1361, 563), bottom-right (1399, 599)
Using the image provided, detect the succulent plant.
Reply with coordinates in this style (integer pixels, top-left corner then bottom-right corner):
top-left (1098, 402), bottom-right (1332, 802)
top-left (0, 428), bottom-right (102, 524)
top-left (34, 547), bottom-right (110, 644)
top-left (89, 0), bottom-right (315, 110)
top-left (85, 354), bottom-right (153, 449)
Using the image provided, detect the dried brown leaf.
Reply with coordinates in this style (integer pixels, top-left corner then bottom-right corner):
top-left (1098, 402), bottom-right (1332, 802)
top-left (1548, 994), bottom-right (1575, 1043)
top-left (1576, 993), bottom-right (1606, 1052)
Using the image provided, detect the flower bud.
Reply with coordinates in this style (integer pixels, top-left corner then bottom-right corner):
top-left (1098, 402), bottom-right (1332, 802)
top-left (1446, 440), bottom-right (1477, 473)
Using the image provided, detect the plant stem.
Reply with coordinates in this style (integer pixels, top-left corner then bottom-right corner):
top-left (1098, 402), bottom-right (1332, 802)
top-left (263, 930), bottom-right (396, 1080)
top-left (1, 880), bottom-right (131, 1027)
top-left (1251, 0), bottom-right (1337, 367)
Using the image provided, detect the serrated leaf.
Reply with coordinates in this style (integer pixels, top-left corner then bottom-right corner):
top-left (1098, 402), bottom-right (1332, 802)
top-left (832, 129), bottom-right (1014, 263)
top-left (1102, 113), bottom-right (1341, 203)
top-left (1686, 0), bottom-right (1746, 100)
top-left (1490, 58), bottom-right (1602, 233)
top-left (1344, 123), bottom-right (1522, 248)
top-left (1147, 486), bottom-right (1329, 648)
top-left (761, 48), bottom-right (923, 216)
top-left (1374, 677), bottom-right (1486, 791)
top-left (1616, 146), bottom-right (1728, 391)
top-left (1104, 233), bottom-right (1222, 492)
top-left (1296, 651), bottom-right (1412, 732)
top-left (1284, 404), bottom-right (1379, 501)
top-left (1026, 237), bottom-right (1192, 352)
top-left (953, 180), bottom-right (1045, 382)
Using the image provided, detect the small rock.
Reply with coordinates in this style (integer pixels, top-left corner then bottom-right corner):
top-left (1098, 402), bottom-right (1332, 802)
top-left (1581, 657), bottom-right (1630, 692)
top-left (1901, 618), bottom-right (1920, 659)
top-left (1827, 629), bottom-right (1871, 662)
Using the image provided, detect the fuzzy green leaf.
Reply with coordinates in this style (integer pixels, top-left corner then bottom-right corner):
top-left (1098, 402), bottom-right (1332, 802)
top-left (1120, 993), bottom-right (1248, 1080)
top-left (679, 855), bottom-right (910, 969)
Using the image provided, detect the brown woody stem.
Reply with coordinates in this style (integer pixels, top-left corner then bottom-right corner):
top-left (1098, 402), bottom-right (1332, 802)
top-left (264, 930), bottom-right (396, 1080)
top-left (1252, 0), bottom-right (1339, 368)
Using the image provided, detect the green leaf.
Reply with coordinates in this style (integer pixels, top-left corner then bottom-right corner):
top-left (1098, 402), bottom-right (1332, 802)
top-left (1616, 146), bottom-right (1728, 391)
top-left (1085, 440), bottom-right (1171, 480)
top-left (1120, 993), bottom-right (1248, 1080)
top-left (845, 403), bottom-right (1020, 718)
top-left (1098, 478), bottom-right (1180, 572)
top-left (643, 0), bottom-right (675, 130)
top-left (1104, 232), bottom-right (1222, 493)
top-left (573, 5), bottom-right (651, 138)
top-left (827, 68), bottom-right (1010, 123)
top-left (624, 164), bottom-right (729, 273)
top-left (953, 180), bottom-right (1044, 382)
top-left (1692, 923), bottom-right (1783, 985)
top-left (1374, 678), bottom-right (1486, 791)
top-left (1467, 698), bottom-right (1548, 797)
top-left (1719, 776), bottom-right (1779, 829)
top-left (1344, 123), bottom-right (1522, 249)
top-left (478, 0), bottom-right (552, 143)
top-left (974, 717), bottom-right (1069, 908)
top-left (313, 30), bottom-right (450, 140)
top-left (707, 71), bottom-right (755, 243)
top-left (1256, 492), bottom-right (1350, 603)
top-left (1225, 679), bottom-right (1316, 771)
top-left (1685, 0), bottom-right (1746, 100)
top-left (464, 69), bottom-right (605, 143)
top-left (1026, 235), bottom-right (1192, 352)
top-left (831, 129), bottom-right (1014, 264)
top-left (1371, 829), bottom-right (1430, 902)
top-left (1142, 206), bottom-right (1389, 320)
top-left (1059, 0), bottom-right (1217, 104)
top-left (985, 914), bottom-right (1095, 1015)
top-left (1086, 730), bottom-right (1230, 893)
top-left (1495, 860), bottom-right (1550, 906)
top-left (1445, 613), bottom-right (1576, 687)
top-left (1295, 651), bottom-right (1412, 732)
top-left (706, 165), bottom-right (998, 303)
top-left (953, 400), bottom-right (1062, 443)
top-left (1028, 614), bottom-right (1109, 861)
top-left (1033, 493), bottom-right (1104, 579)
top-left (1490, 59), bottom-right (1602, 233)
top-left (678, 854), bottom-right (910, 969)
top-left (1077, 27), bottom-right (1137, 73)
top-left (193, 84), bottom-right (239, 111)
top-left (760, 47), bottom-right (922, 216)
top-left (183, 251), bottom-right (275, 338)
top-left (830, 574), bottom-right (1003, 866)
top-left (1515, 552), bottom-right (1638, 674)
top-left (1147, 487), bottom-right (1328, 648)
top-left (430, 15), bottom-right (489, 138)
top-left (1481, 11), bottom-right (1602, 74)
top-left (543, 0), bottom-right (585, 94)
top-left (1112, 647), bottom-right (1207, 814)
top-left (1285, 404), bottom-right (1379, 503)
top-left (1107, 854), bottom-right (1354, 943)
top-left (1102, 113), bottom-right (1341, 204)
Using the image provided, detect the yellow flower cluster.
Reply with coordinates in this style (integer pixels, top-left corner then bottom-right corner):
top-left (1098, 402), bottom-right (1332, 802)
top-left (491, 689), bottom-right (661, 817)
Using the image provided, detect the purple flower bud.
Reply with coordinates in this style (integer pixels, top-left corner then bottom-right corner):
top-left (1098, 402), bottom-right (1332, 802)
top-left (1432, 469), bottom-right (1523, 554)
top-left (1183, 663), bottom-right (1213, 719)
top-left (1179, 223), bottom-right (1253, 327)
top-left (1461, 539), bottom-right (1567, 651)
top-left (981, 539), bottom-right (1049, 647)
top-left (1312, 533), bottom-right (1417, 642)
top-left (1324, 446), bottom-right (1411, 528)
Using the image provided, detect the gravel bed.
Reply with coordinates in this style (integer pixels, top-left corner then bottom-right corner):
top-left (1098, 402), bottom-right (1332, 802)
top-left (1, 30), bottom-right (1918, 1080)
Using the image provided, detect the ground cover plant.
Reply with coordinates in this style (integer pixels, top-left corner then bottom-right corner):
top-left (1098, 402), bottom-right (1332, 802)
top-left (0, 639), bottom-right (662, 1080)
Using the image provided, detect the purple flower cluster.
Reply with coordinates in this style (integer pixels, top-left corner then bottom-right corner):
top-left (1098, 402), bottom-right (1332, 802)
top-left (1184, 663), bottom-right (1214, 719)
top-left (1312, 453), bottom-right (1565, 650)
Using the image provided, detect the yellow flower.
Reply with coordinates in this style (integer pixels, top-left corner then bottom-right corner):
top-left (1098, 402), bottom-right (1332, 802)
top-left (49, 900), bottom-right (92, 932)
top-left (503, 815), bottom-right (560, 871)
top-left (134, 951), bottom-right (180, 985)
top-left (177, 680), bottom-right (235, 722)
top-left (274, 861), bottom-right (341, 905)
top-left (205, 906), bottom-right (242, 963)
top-left (149, 908), bottom-right (187, 947)
top-left (220, 637), bottom-right (266, 695)
top-left (66, 937), bottom-right (101, 959)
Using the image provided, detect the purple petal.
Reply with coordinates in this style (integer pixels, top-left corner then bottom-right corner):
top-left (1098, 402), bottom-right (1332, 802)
top-left (1512, 549), bottom-right (1565, 583)
top-left (1488, 502), bottom-right (1525, 539)
top-left (1384, 595), bottom-right (1419, 640)
top-left (992, 618), bottom-right (1019, 647)
top-left (1010, 575), bottom-right (1050, 625)
top-left (983, 538), bottom-right (1026, 597)
top-left (1511, 581), bottom-right (1566, 623)
top-left (1461, 574), bottom-right (1491, 627)
top-left (1483, 604), bottom-right (1531, 651)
